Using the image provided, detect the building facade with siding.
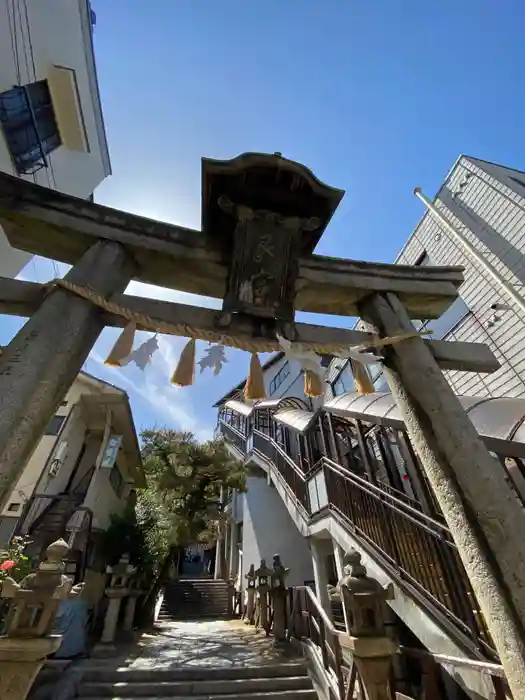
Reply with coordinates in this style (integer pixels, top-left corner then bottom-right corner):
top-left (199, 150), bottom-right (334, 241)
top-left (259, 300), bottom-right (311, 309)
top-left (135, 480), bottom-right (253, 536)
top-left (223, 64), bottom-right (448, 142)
top-left (0, 0), bottom-right (111, 278)
top-left (328, 156), bottom-right (525, 402)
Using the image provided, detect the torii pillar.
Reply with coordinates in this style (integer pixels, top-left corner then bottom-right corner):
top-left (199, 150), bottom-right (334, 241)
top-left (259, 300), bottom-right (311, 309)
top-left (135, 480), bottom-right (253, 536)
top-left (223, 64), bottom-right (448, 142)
top-left (360, 291), bottom-right (525, 698)
top-left (0, 241), bottom-right (135, 508)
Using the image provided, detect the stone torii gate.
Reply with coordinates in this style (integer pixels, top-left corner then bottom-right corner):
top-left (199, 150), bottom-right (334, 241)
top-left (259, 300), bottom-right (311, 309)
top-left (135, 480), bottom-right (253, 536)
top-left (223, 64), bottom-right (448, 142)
top-left (0, 152), bottom-right (524, 695)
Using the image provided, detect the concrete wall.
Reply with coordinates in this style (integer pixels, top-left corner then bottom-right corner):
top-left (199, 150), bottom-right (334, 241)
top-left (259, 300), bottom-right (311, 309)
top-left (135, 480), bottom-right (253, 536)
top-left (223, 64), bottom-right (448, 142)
top-left (0, 0), bottom-right (110, 277)
top-left (239, 472), bottom-right (314, 590)
top-left (84, 454), bottom-right (131, 531)
top-left (264, 355), bottom-right (306, 401)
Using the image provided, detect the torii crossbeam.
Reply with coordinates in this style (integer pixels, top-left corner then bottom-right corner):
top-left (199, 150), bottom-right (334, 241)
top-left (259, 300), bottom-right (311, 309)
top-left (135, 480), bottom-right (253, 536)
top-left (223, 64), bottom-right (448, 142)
top-left (0, 153), bottom-right (524, 694)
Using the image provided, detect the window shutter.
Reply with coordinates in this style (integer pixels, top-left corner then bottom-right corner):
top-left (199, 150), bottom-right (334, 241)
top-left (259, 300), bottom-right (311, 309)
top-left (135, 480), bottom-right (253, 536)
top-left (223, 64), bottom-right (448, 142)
top-left (47, 65), bottom-right (89, 152)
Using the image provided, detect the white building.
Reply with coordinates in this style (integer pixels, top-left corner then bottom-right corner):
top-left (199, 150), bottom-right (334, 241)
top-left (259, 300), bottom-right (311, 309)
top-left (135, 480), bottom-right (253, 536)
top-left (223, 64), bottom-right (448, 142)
top-left (215, 156), bottom-right (525, 699)
top-left (215, 354), bottom-right (313, 589)
top-left (0, 0), bottom-right (111, 278)
top-left (0, 369), bottom-right (144, 598)
top-left (326, 156), bottom-right (525, 402)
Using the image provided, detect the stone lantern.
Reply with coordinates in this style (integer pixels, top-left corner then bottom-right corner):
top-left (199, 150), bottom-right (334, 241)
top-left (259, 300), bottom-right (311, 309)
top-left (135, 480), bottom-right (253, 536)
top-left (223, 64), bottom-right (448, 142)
top-left (0, 539), bottom-right (84, 700)
top-left (338, 549), bottom-right (391, 637)
top-left (271, 554), bottom-right (290, 643)
top-left (93, 553), bottom-right (136, 654)
top-left (254, 558), bottom-right (273, 635)
top-left (244, 564), bottom-right (257, 626)
top-left (337, 550), bottom-right (396, 700)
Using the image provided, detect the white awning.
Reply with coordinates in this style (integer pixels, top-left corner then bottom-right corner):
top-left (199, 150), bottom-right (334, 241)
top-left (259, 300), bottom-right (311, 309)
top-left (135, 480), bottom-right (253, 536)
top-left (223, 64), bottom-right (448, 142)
top-left (273, 408), bottom-right (318, 435)
top-left (225, 400), bottom-right (255, 417)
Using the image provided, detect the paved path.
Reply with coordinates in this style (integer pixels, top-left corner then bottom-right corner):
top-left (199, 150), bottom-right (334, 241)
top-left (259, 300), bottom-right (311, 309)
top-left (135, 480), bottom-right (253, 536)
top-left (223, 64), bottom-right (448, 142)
top-left (84, 619), bottom-right (300, 671)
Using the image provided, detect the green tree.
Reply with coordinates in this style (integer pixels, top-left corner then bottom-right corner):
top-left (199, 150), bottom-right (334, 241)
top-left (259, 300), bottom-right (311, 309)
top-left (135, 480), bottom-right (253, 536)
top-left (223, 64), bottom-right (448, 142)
top-left (98, 501), bottom-right (166, 575)
top-left (138, 428), bottom-right (246, 621)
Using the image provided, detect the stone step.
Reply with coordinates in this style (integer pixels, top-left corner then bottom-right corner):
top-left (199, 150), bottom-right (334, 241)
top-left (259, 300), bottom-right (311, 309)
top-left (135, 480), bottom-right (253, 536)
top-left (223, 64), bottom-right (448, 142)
top-left (82, 664), bottom-right (308, 683)
top-left (78, 676), bottom-right (312, 697)
top-left (79, 690), bottom-right (317, 700)
top-left (163, 597), bottom-right (229, 608)
top-left (165, 578), bottom-right (229, 588)
top-left (162, 602), bottom-right (228, 613)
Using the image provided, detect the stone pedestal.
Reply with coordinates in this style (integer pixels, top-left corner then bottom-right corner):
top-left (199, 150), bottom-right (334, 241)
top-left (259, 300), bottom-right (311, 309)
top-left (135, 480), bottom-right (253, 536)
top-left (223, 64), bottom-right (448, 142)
top-left (0, 539), bottom-right (84, 700)
top-left (92, 554), bottom-right (135, 655)
top-left (272, 589), bottom-right (287, 643)
top-left (244, 564), bottom-right (256, 625)
top-left (100, 590), bottom-right (127, 646)
top-left (271, 554), bottom-right (289, 643)
top-left (0, 636), bottom-right (62, 700)
top-left (254, 560), bottom-right (273, 636)
top-left (123, 583), bottom-right (141, 634)
top-left (340, 635), bottom-right (398, 700)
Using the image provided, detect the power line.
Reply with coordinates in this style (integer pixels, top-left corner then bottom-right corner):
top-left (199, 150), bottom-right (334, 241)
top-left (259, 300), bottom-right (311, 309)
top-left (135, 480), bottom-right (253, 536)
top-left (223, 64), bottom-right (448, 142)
top-left (22, 0), bottom-right (36, 82)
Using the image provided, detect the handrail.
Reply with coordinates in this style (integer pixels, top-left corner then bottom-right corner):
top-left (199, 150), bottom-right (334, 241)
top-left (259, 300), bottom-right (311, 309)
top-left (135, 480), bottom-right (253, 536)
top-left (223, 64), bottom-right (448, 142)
top-left (288, 585), bottom-right (346, 700)
top-left (219, 411), bottom-right (495, 658)
top-left (220, 419), bottom-right (246, 441)
top-left (322, 457), bottom-right (454, 543)
top-left (398, 646), bottom-right (506, 678)
top-left (303, 584), bottom-right (338, 634)
top-left (253, 429), bottom-right (307, 479)
top-left (291, 585), bottom-right (510, 700)
top-left (321, 456), bottom-right (446, 529)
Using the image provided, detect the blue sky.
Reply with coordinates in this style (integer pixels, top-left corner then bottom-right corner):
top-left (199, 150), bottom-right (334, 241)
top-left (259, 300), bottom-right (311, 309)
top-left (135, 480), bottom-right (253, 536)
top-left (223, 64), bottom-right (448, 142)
top-left (2, 0), bottom-right (525, 440)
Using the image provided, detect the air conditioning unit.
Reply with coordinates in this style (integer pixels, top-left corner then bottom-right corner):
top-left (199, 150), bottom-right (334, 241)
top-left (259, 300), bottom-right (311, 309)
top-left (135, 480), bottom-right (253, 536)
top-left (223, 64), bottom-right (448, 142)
top-left (49, 441), bottom-right (68, 477)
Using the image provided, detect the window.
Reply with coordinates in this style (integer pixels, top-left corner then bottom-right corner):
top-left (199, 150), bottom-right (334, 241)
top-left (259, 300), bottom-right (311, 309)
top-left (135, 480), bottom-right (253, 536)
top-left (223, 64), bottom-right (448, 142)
top-left (332, 366), bottom-right (355, 397)
top-left (415, 250), bottom-right (431, 267)
top-left (412, 250), bottom-right (471, 338)
top-left (7, 503), bottom-right (21, 512)
top-left (269, 362), bottom-right (290, 395)
top-left (0, 80), bottom-right (61, 174)
top-left (109, 463), bottom-right (124, 497)
top-left (426, 296), bottom-right (470, 339)
top-left (44, 415), bottom-right (66, 436)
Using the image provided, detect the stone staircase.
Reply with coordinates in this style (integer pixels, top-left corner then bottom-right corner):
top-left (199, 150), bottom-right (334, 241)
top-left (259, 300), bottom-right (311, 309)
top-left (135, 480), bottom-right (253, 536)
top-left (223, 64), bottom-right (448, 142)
top-left (76, 663), bottom-right (316, 700)
top-left (159, 578), bottom-right (232, 620)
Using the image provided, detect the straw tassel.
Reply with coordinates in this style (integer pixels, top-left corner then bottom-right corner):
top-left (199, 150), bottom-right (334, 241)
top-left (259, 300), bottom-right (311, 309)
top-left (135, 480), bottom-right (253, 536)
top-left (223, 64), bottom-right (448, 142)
top-left (105, 321), bottom-right (136, 366)
top-left (350, 360), bottom-right (375, 395)
top-left (304, 369), bottom-right (324, 397)
top-left (171, 338), bottom-right (196, 387)
top-left (244, 352), bottom-right (267, 400)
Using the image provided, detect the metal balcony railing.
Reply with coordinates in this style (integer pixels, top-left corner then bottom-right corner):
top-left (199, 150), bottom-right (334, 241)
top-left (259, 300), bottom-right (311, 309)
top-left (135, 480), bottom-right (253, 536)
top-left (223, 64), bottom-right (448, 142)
top-left (218, 411), bottom-right (495, 660)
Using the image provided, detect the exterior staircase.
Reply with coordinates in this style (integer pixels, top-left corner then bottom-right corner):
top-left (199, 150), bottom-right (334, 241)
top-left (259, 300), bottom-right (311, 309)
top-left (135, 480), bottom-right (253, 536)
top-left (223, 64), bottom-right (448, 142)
top-left (217, 393), bottom-right (511, 693)
top-left (76, 663), bottom-right (316, 700)
top-left (159, 578), bottom-right (232, 620)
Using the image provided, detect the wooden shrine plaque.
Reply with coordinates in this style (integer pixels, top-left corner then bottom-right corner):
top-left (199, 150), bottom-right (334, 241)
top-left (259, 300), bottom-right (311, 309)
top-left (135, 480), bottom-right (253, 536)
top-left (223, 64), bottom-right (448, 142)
top-left (222, 207), bottom-right (304, 321)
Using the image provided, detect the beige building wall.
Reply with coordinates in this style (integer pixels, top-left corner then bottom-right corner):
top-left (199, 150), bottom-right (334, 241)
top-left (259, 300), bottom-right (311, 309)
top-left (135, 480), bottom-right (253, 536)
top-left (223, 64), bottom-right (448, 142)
top-left (0, 372), bottom-right (123, 535)
top-left (0, 0), bottom-right (111, 278)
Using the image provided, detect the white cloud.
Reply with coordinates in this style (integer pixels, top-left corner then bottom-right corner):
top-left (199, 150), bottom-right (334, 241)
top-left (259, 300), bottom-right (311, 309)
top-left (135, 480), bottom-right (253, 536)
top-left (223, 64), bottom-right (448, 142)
top-left (89, 343), bottom-right (212, 443)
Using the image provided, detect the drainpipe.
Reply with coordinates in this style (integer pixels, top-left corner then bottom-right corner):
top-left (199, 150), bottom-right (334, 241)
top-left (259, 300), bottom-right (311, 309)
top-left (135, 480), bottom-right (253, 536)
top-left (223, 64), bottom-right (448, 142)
top-left (414, 187), bottom-right (525, 317)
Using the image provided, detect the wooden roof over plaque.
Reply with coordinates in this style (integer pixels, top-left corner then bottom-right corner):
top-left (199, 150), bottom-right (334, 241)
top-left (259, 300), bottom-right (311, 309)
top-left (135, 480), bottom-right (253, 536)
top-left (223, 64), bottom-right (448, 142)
top-left (202, 152), bottom-right (344, 255)
top-left (202, 152), bottom-right (345, 322)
